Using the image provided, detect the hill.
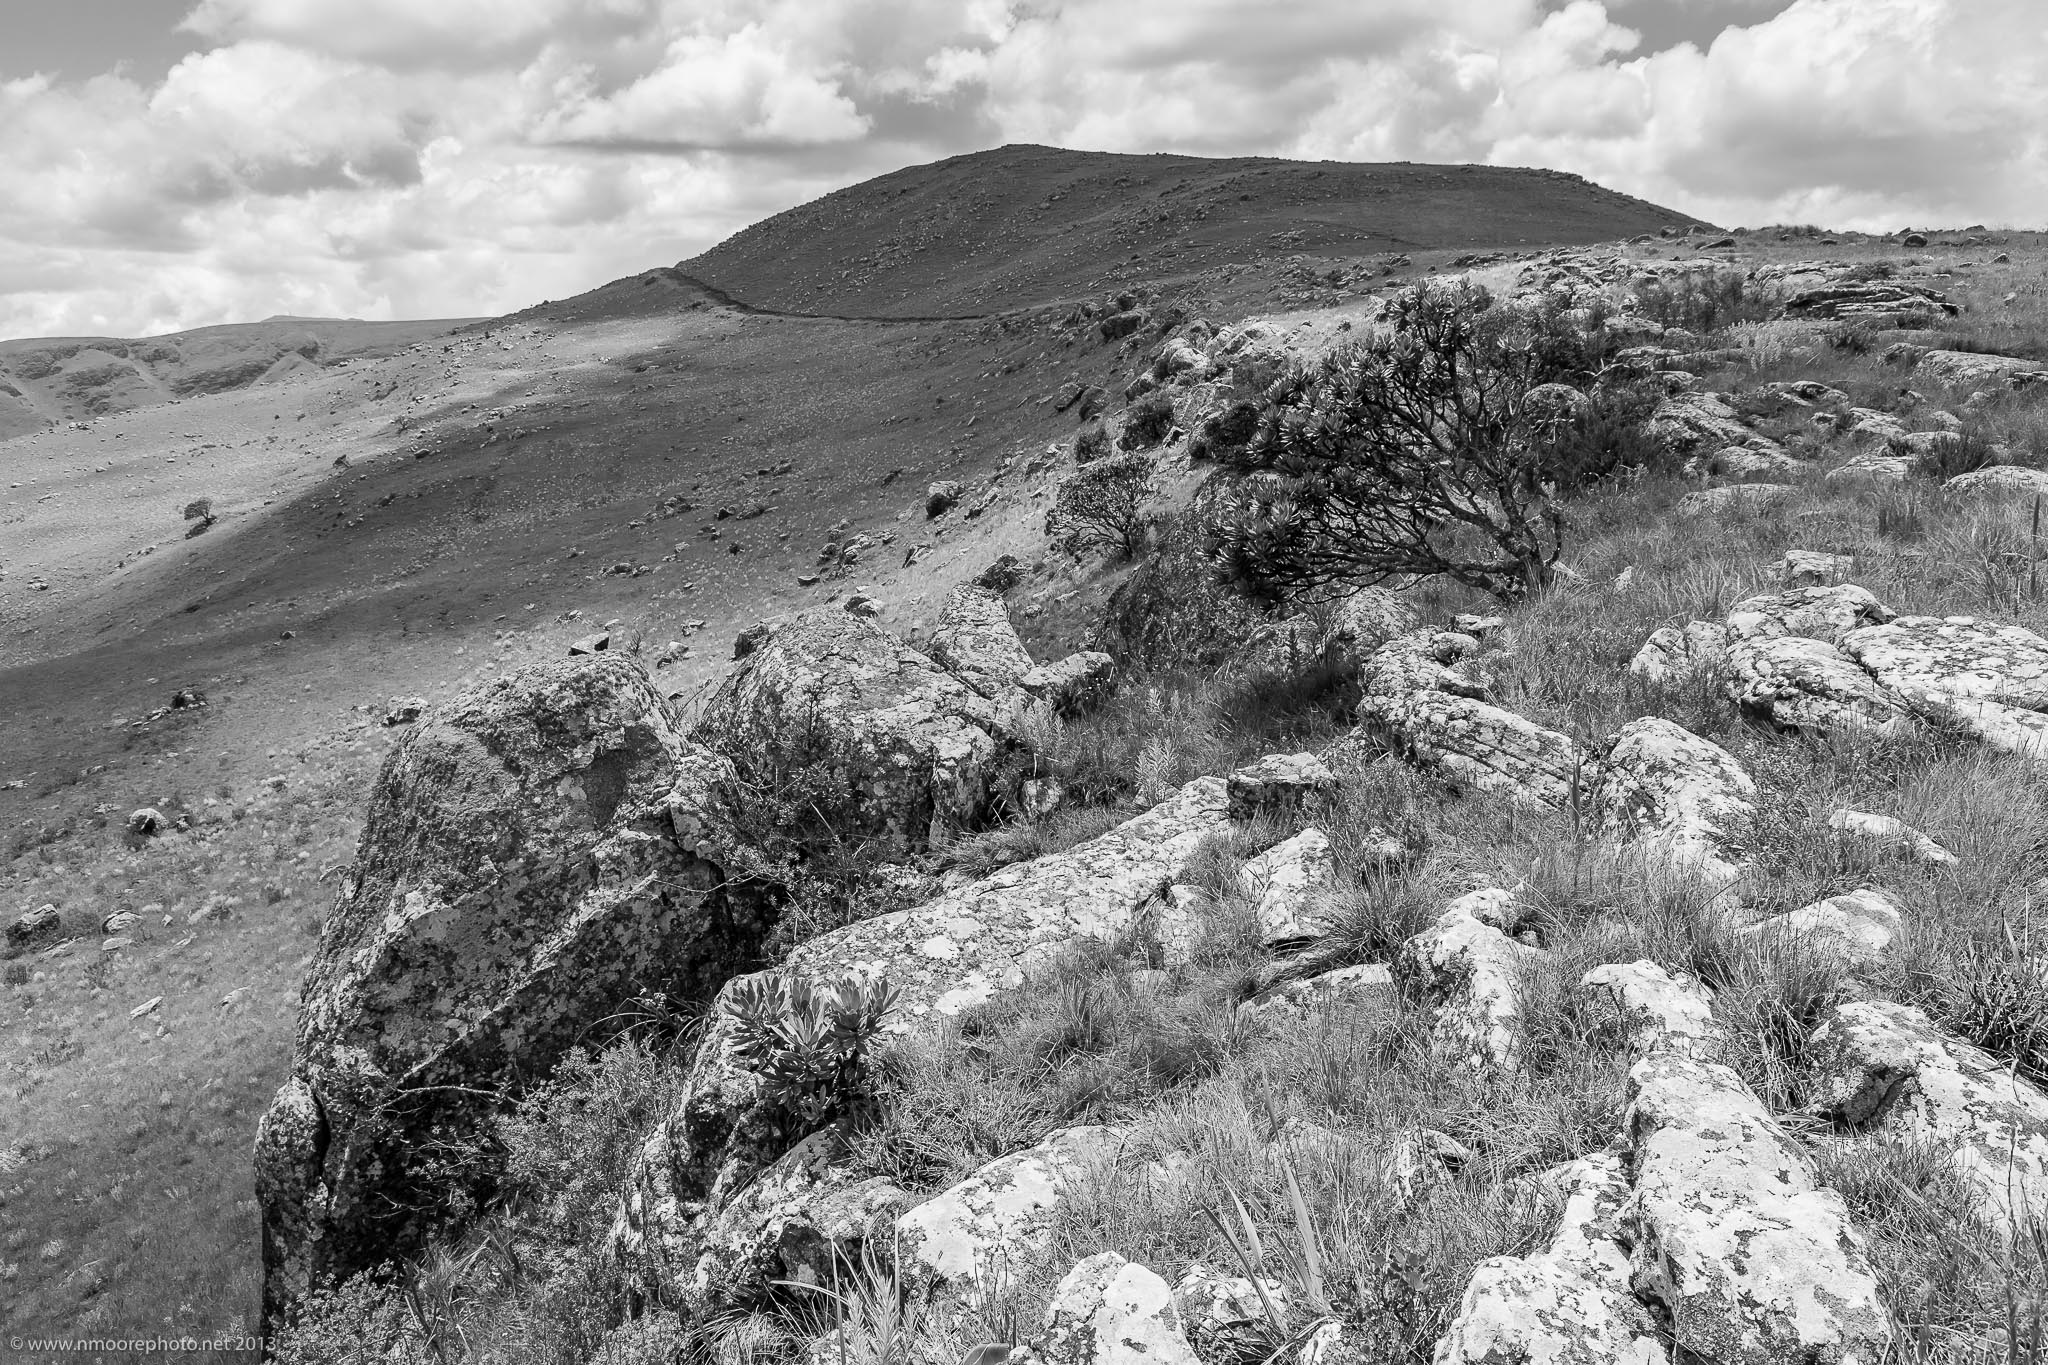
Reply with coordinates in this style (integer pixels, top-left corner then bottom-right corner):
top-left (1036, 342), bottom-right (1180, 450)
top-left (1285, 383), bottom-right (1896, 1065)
top-left (0, 316), bottom-right (477, 436)
top-left (681, 143), bottom-right (1703, 315)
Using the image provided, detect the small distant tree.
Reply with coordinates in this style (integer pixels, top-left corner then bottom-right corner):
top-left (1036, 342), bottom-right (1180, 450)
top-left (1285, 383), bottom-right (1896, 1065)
top-left (182, 497), bottom-right (218, 538)
top-left (1048, 452), bottom-right (1158, 561)
top-left (1208, 281), bottom-right (1610, 604)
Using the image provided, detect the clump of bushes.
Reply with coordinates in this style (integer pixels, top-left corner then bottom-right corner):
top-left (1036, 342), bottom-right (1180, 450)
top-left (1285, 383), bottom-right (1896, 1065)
top-left (1120, 392), bottom-right (1177, 450)
top-left (1047, 452), bottom-right (1158, 561)
top-left (1074, 422), bottom-right (1111, 463)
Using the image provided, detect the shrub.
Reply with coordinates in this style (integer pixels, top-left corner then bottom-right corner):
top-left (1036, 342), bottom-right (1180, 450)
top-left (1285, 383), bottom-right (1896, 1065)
top-left (1047, 453), bottom-right (1158, 561)
top-left (1631, 270), bottom-right (1778, 333)
top-left (1120, 392), bottom-right (1176, 450)
top-left (1208, 281), bottom-right (1598, 604)
top-left (1187, 396), bottom-right (1263, 463)
top-left (725, 972), bottom-right (902, 1139)
top-left (1074, 422), bottom-right (1110, 463)
top-left (1093, 516), bottom-right (1267, 673)
top-left (1911, 427), bottom-right (1998, 482)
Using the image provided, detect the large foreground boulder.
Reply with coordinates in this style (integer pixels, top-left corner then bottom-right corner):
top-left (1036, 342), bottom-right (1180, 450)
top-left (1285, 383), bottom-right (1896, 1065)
top-left (1590, 718), bottom-right (1754, 886)
top-left (695, 607), bottom-right (1010, 847)
top-left (256, 656), bottom-right (772, 1328)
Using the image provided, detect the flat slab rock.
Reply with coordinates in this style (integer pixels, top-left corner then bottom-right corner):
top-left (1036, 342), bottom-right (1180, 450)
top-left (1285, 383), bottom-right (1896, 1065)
top-left (1738, 888), bottom-right (1903, 971)
top-left (1240, 827), bottom-right (1334, 945)
top-left (928, 584), bottom-right (1037, 698)
top-left (1724, 584), bottom-right (1895, 645)
top-left (1581, 961), bottom-right (1719, 1060)
top-left (1842, 615), bottom-right (2048, 758)
top-left (1621, 1053), bottom-right (1893, 1365)
top-left (1722, 635), bottom-right (1911, 735)
top-left (1810, 999), bottom-right (2048, 1226)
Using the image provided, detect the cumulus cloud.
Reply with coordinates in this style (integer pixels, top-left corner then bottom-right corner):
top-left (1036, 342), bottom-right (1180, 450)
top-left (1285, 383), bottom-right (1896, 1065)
top-left (0, 0), bottom-right (2042, 339)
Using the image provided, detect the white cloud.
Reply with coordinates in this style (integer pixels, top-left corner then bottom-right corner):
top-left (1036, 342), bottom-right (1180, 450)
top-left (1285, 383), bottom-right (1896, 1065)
top-left (0, 0), bottom-right (2042, 340)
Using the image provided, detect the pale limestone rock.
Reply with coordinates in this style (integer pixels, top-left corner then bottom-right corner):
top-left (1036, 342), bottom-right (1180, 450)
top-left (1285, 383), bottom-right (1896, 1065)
top-left (1621, 1053), bottom-right (1894, 1365)
top-left (1355, 633), bottom-right (1582, 808)
top-left (1809, 1000), bottom-right (2048, 1227)
top-left (1246, 963), bottom-right (1394, 1020)
top-left (1039, 1253), bottom-right (1200, 1365)
top-left (1916, 349), bottom-right (2048, 391)
top-left (1686, 445), bottom-right (1801, 480)
top-left (1672, 484), bottom-right (1794, 519)
top-left (1019, 651), bottom-right (1116, 716)
top-left (899, 1127), bottom-right (1122, 1289)
top-left (1779, 550), bottom-right (1856, 588)
top-left (1225, 751), bottom-right (1337, 822)
top-left (1827, 809), bottom-right (1957, 866)
top-left (1174, 1265), bottom-right (1287, 1365)
top-left (1647, 391), bottom-right (1765, 461)
top-left (1434, 1153), bottom-right (1668, 1365)
top-left (1945, 465), bottom-right (2048, 498)
top-left (1782, 281), bottom-right (1957, 325)
top-left (1724, 584), bottom-right (1895, 645)
top-left (1241, 828), bottom-right (1335, 945)
top-left (1592, 718), bottom-right (1754, 885)
top-left (1390, 1128), bottom-right (1475, 1200)
top-left (1722, 635), bottom-right (1911, 735)
top-left (1824, 450), bottom-right (1916, 485)
top-left (929, 584), bottom-right (1036, 698)
top-left (1154, 885), bottom-right (1208, 968)
top-left (1628, 621), bottom-right (1729, 686)
top-left (1739, 888), bottom-right (1903, 970)
top-left (1395, 888), bottom-right (1544, 1070)
top-left (1581, 961), bottom-right (1719, 1059)
top-left (1842, 615), bottom-right (2048, 759)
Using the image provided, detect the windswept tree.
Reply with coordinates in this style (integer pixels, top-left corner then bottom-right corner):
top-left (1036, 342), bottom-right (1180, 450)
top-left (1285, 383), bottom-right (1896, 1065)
top-left (1048, 452), bottom-right (1159, 561)
top-left (1208, 281), bottom-right (1620, 604)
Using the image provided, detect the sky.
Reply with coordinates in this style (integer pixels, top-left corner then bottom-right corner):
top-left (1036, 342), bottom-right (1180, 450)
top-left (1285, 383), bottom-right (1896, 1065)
top-left (0, 0), bottom-right (2041, 340)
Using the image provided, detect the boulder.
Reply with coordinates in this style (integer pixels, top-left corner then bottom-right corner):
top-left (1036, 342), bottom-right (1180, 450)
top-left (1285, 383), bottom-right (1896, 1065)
top-left (256, 655), bottom-right (771, 1328)
top-left (1737, 888), bottom-right (1903, 970)
top-left (1581, 961), bottom-right (1719, 1060)
top-left (1239, 828), bottom-right (1334, 946)
top-left (1435, 1153), bottom-right (1668, 1365)
top-left (1019, 652), bottom-right (1116, 717)
top-left (100, 910), bottom-right (141, 935)
top-left (6, 904), bottom-right (61, 952)
top-left (1722, 635), bottom-right (1911, 735)
top-left (1174, 1265), bottom-right (1288, 1364)
top-left (1224, 752), bottom-right (1336, 822)
top-left (1354, 633), bottom-right (1582, 808)
top-left (898, 1127), bottom-right (1122, 1291)
top-left (1841, 615), bottom-right (2048, 758)
top-left (1945, 465), bottom-right (2048, 498)
top-left (929, 585), bottom-right (1036, 699)
top-left (1826, 808), bottom-right (1956, 866)
top-left (567, 632), bottom-right (611, 655)
top-left (382, 697), bottom-right (428, 726)
top-left (1591, 718), bottom-right (1755, 885)
top-left (927, 481), bottom-right (964, 517)
top-left (1916, 349), bottom-right (2048, 392)
top-left (1724, 584), bottom-right (1895, 645)
top-left (1777, 550), bottom-right (1855, 588)
top-left (695, 608), bottom-right (1010, 847)
top-left (1809, 1000), bottom-right (2048, 1226)
top-left (1672, 484), bottom-right (1794, 519)
top-left (1394, 888), bottom-right (1544, 1071)
top-left (1823, 450), bottom-right (1915, 485)
top-left (127, 807), bottom-right (167, 836)
top-left (1620, 1053), bottom-right (1894, 1364)
top-left (1781, 281), bottom-right (1957, 325)
top-left (1686, 445), bottom-right (1800, 480)
top-left (1646, 392), bottom-right (1762, 461)
top-left (1628, 621), bottom-right (1729, 686)
top-left (1037, 1252), bottom-right (1201, 1365)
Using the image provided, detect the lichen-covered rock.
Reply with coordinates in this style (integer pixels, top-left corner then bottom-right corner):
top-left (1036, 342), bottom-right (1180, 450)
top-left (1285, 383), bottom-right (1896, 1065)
top-left (1688, 444), bottom-right (1802, 480)
top-left (1246, 964), bottom-right (1394, 1021)
top-left (1945, 465), bottom-right (2048, 498)
top-left (1356, 633), bottom-right (1582, 808)
top-left (1241, 828), bottom-right (1334, 945)
top-left (1738, 888), bottom-right (1904, 970)
top-left (1824, 450), bottom-right (1916, 485)
top-left (1841, 615), bottom-right (2048, 759)
top-left (1722, 635), bottom-right (1912, 735)
top-left (1580, 961), bottom-right (1719, 1060)
top-left (1434, 1153), bottom-right (1668, 1365)
top-left (1628, 621), bottom-right (1729, 686)
top-left (1779, 550), bottom-right (1856, 588)
top-left (1225, 752), bottom-right (1336, 822)
top-left (613, 780), bottom-right (1236, 1301)
top-left (1809, 1000), bottom-right (2048, 1226)
top-left (1826, 809), bottom-right (1957, 865)
top-left (1592, 718), bottom-right (1754, 885)
top-left (1647, 391), bottom-right (1765, 461)
top-left (929, 584), bottom-right (1037, 699)
top-left (899, 1127), bottom-right (1122, 1290)
top-left (1782, 280), bottom-right (1957, 325)
top-left (1672, 484), bottom-right (1795, 519)
top-left (1174, 1264), bottom-right (1288, 1364)
top-left (1395, 889), bottom-right (1545, 1070)
top-left (1039, 1253), bottom-right (1201, 1365)
top-left (1620, 1053), bottom-right (1893, 1365)
top-left (1235, 588), bottom-right (1418, 682)
top-left (256, 655), bottom-right (771, 1328)
top-left (1019, 651), bottom-right (1116, 716)
top-left (1916, 349), bottom-right (2048, 391)
top-left (696, 607), bottom-right (1009, 846)
top-left (1724, 584), bottom-right (1895, 645)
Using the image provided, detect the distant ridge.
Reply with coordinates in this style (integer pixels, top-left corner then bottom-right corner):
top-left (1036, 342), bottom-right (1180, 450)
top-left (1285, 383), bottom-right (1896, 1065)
top-left (682, 143), bottom-right (1701, 316)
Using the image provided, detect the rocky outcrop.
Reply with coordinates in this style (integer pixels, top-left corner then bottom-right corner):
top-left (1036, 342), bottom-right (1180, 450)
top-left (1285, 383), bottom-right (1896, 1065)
top-left (1810, 1000), bottom-right (2048, 1226)
top-left (1722, 635), bottom-right (1912, 735)
top-left (1841, 616), bottom-right (2048, 758)
top-left (1724, 585), bottom-right (1894, 645)
top-left (256, 655), bottom-right (772, 1328)
top-left (929, 584), bottom-right (1037, 698)
top-left (1945, 465), bottom-right (2048, 498)
top-left (1778, 550), bottom-right (1855, 588)
top-left (1646, 391), bottom-right (1777, 464)
top-left (689, 1130), bottom-right (911, 1303)
top-left (1394, 888), bottom-right (1543, 1071)
top-left (1351, 631), bottom-right (1582, 807)
top-left (1914, 349), bottom-right (2048, 392)
top-left (1235, 587), bottom-right (1417, 681)
top-left (695, 607), bottom-right (1009, 847)
top-left (1782, 281), bottom-right (1957, 326)
top-left (899, 1127), bottom-right (1122, 1290)
top-left (1620, 1053), bottom-right (1894, 1363)
top-left (1590, 718), bottom-right (1754, 886)
top-left (1435, 1154), bottom-right (1668, 1365)
top-left (1581, 961), bottom-right (1719, 1060)
top-left (1240, 828), bottom-right (1334, 945)
top-left (1628, 621), bottom-right (1729, 685)
top-left (1037, 1252), bottom-right (1201, 1365)
top-left (1738, 888), bottom-right (1903, 970)
top-left (612, 777), bottom-right (1241, 1305)
top-left (6, 903), bottom-right (61, 952)
top-left (1224, 751), bottom-right (1336, 821)
top-left (1827, 809), bottom-right (1956, 865)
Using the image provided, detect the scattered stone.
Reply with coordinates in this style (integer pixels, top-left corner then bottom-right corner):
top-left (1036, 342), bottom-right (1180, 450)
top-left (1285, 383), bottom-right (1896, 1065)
top-left (382, 697), bottom-right (428, 727)
top-left (127, 807), bottom-right (167, 836)
top-left (129, 996), bottom-right (162, 1019)
top-left (1628, 621), bottom-right (1730, 686)
top-left (1944, 465), bottom-right (2048, 498)
top-left (1037, 1252), bottom-right (1199, 1365)
top-left (101, 910), bottom-right (141, 934)
top-left (567, 632), bottom-right (610, 655)
top-left (898, 1127), bottom-right (1122, 1290)
top-left (1174, 1265), bottom-right (1287, 1365)
top-left (1592, 718), bottom-right (1755, 886)
top-left (7, 905), bottom-right (62, 952)
top-left (1244, 964), bottom-right (1394, 1020)
top-left (1672, 484), bottom-right (1794, 519)
top-left (926, 481), bottom-right (963, 517)
top-left (1394, 888), bottom-right (1543, 1071)
top-left (1778, 550), bottom-right (1855, 588)
top-left (1240, 828), bottom-right (1334, 946)
top-left (1827, 809), bottom-right (1956, 866)
top-left (842, 588), bottom-right (883, 618)
top-left (1738, 888), bottom-right (1904, 970)
top-left (1688, 445), bottom-right (1800, 480)
top-left (1581, 961), bottom-right (1719, 1059)
top-left (1224, 752), bottom-right (1336, 822)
